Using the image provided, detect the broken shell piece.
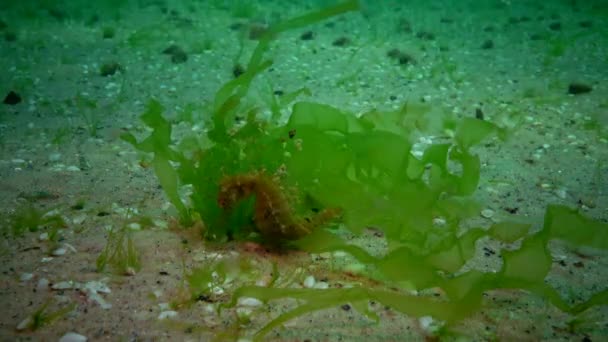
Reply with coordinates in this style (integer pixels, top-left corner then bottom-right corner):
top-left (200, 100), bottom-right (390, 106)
top-left (20, 273), bottom-right (34, 282)
top-left (313, 281), bottom-right (329, 289)
top-left (237, 297), bottom-right (263, 307)
top-left (59, 332), bottom-right (87, 342)
top-left (16, 317), bottom-right (32, 331)
top-left (72, 213), bottom-right (87, 225)
top-left (303, 275), bottom-right (315, 288)
top-left (52, 281), bottom-right (75, 290)
top-left (52, 247), bottom-right (67, 256)
top-left (480, 209), bottom-right (494, 219)
top-left (37, 278), bottom-right (49, 290)
top-left (158, 310), bottom-right (178, 320)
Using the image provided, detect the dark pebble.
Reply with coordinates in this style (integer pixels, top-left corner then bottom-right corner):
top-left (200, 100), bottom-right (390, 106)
top-left (548, 22), bottom-right (561, 31)
top-left (162, 44), bottom-right (188, 64)
top-left (232, 63), bottom-right (245, 78)
top-left (100, 62), bottom-right (122, 76)
top-left (332, 36), bottom-right (350, 47)
top-left (3, 90), bottom-right (21, 105)
top-left (416, 31), bottom-right (435, 40)
top-left (568, 83), bottom-right (592, 95)
top-left (300, 30), bottom-right (314, 40)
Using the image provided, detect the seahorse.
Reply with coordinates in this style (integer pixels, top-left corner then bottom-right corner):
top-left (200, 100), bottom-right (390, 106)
top-left (217, 172), bottom-right (340, 241)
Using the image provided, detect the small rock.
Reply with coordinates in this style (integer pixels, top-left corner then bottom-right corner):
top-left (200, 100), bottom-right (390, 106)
top-left (568, 83), bottom-right (592, 95)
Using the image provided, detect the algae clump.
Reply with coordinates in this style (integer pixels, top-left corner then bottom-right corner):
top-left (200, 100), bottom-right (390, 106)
top-left (122, 0), bottom-right (608, 340)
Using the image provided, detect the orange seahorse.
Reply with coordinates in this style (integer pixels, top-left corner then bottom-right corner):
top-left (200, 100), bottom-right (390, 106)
top-left (217, 171), bottom-right (341, 241)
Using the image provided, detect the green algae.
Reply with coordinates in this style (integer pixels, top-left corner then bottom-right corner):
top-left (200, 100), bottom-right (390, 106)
top-left (121, 0), bottom-right (608, 340)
